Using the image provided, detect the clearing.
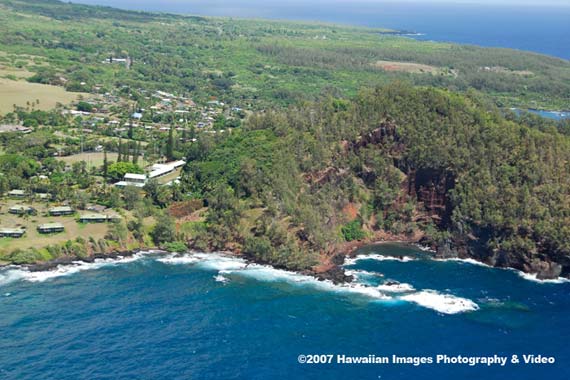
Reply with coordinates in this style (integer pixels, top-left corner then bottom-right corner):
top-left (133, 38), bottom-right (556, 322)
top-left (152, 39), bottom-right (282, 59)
top-left (372, 60), bottom-right (444, 75)
top-left (56, 152), bottom-right (149, 169)
top-left (0, 78), bottom-right (85, 114)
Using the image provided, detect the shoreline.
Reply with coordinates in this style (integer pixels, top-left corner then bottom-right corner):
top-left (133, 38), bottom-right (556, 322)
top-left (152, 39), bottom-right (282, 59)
top-left (1, 240), bottom-right (569, 286)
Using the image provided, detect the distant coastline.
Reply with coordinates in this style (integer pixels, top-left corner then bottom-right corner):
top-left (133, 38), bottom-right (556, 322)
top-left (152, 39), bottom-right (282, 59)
top-left (71, 0), bottom-right (570, 60)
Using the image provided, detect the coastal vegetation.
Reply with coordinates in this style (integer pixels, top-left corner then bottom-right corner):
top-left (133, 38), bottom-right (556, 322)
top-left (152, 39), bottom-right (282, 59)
top-left (0, 0), bottom-right (569, 110)
top-left (0, 0), bottom-right (569, 280)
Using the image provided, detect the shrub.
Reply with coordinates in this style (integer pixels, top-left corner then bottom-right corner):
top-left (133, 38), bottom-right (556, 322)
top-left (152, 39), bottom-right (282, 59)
top-left (341, 220), bottom-right (366, 242)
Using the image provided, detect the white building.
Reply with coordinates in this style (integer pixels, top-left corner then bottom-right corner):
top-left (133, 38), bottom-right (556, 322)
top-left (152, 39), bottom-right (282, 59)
top-left (115, 173), bottom-right (147, 188)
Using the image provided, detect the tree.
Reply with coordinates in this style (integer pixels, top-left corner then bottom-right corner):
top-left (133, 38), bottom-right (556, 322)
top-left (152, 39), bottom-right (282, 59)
top-left (107, 161), bottom-right (143, 181)
top-left (166, 125), bottom-right (174, 160)
top-left (103, 150), bottom-right (109, 180)
top-left (151, 212), bottom-right (176, 245)
top-left (122, 186), bottom-right (141, 210)
top-left (76, 101), bottom-right (93, 112)
top-left (105, 221), bottom-right (128, 247)
top-left (117, 138), bottom-right (123, 162)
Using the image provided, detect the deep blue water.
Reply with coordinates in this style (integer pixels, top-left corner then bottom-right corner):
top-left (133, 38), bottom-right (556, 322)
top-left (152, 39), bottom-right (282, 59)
top-left (1, 244), bottom-right (569, 379)
top-left (72, 0), bottom-right (570, 60)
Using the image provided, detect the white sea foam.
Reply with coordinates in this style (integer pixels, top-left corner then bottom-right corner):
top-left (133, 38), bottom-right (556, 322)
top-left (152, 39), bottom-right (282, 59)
top-left (0, 268), bottom-right (29, 286)
top-left (377, 282), bottom-right (415, 293)
top-left (435, 257), bottom-right (492, 268)
top-left (0, 252), bottom-right (151, 285)
top-left (415, 244), bottom-right (436, 253)
top-left (156, 254), bottom-right (201, 265)
top-left (1, 251), bottom-right (482, 315)
top-left (399, 290), bottom-right (479, 314)
top-left (155, 253), bottom-right (479, 309)
top-left (193, 254), bottom-right (248, 272)
top-left (344, 269), bottom-right (383, 278)
top-left (344, 254), bottom-right (416, 266)
top-left (433, 257), bottom-right (570, 284)
top-left (515, 271), bottom-right (570, 284)
top-left (186, 257), bottom-right (394, 301)
top-left (214, 274), bottom-right (229, 283)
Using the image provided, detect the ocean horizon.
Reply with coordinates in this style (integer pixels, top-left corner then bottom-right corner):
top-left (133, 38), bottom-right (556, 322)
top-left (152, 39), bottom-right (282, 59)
top-left (71, 0), bottom-right (570, 60)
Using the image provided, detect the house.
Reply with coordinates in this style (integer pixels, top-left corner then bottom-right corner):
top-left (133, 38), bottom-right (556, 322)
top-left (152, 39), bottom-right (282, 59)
top-left (9, 205), bottom-right (36, 215)
top-left (148, 160), bottom-right (186, 180)
top-left (115, 173), bottom-right (147, 188)
top-left (37, 223), bottom-right (65, 234)
top-left (49, 206), bottom-right (75, 216)
top-left (79, 214), bottom-right (120, 223)
top-left (86, 204), bottom-right (107, 213)
top-left (0, 228), bottom-right (26, 238)
top-left (36, 193), bottom-right (51, 200)
top-left (0, 125), bottom-right (33, 134)
top-left (8, 189), bottom-right (26, 198)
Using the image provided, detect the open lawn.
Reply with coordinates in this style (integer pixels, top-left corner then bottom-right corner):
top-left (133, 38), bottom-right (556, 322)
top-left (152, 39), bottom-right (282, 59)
top-left (0, 78), bottom-right (86, 114)
top-left (56, 152), bottom-right (149, 169)
top-left (156, 168), bottom-right (182, 185)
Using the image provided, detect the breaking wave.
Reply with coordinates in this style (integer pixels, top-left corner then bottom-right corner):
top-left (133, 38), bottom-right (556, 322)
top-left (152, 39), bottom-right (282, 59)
top-left (515, 271), bottom-right (570, 284)
top-left (157, 253), bottom-right (477, 313)
top-left (400, 290), bottom-right (479, 314)
top-left (344, 254), bottom-right (417, 266)
top-left (0, 252), bottom-right (150, 285)
top-left (0, 251), bottom-right (481, 314)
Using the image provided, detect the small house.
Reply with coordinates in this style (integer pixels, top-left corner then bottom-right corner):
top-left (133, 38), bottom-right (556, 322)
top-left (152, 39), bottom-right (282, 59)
top-left (36, 193), bottom-right (51, 200)
top-left (8, 189), bottom-right (26, 198)
top-left (0, 228), bottom-right (26, 238)
top-left (37, 223), bottom-right (65, 234)
top-left (79, 214), bottom-right (120, 223)
top-left (9, 205), bottom-right (36, 215)
top-left (49, 206), bottom-right (75, 216)
top-left (115, 173), bottom-right (146, 188)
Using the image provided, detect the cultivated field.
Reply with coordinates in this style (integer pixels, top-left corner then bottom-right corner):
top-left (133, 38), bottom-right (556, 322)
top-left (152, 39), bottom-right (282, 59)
top-left (0, 78), bottom-right (85, 114)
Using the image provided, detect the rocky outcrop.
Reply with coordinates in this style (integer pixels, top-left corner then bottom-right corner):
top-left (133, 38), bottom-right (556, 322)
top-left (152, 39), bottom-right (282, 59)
top-left (427, 228), bottom-right (569, 280)
top-left (406, 167), bottom-right (455, 228)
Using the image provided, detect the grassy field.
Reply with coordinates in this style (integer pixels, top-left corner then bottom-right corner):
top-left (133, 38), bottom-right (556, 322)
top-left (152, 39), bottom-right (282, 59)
top-left (56, 152), bottom-right (149, 169)
top-left (0, 65), bottom-right (33, 79)
top-left (372, 60), bottom-right (443, 75)
top-left (156, 168), bottom-right (183, 185)
top-left (0, 199), bottom-right (109, 251)
top-left (0, 78), bottom-right (85, 114)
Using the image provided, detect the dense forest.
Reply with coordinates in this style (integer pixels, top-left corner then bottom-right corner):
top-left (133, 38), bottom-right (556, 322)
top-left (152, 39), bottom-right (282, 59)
top-left (182, 83), bottom-right (570, 278)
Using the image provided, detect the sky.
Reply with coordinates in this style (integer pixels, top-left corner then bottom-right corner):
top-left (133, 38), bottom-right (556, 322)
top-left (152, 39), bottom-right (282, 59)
top-left (74, 0), bottom-right (570, 7)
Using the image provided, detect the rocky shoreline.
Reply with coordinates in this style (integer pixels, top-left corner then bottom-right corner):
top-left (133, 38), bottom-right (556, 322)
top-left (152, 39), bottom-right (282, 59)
top-left (428, 235), bottom-right (570, 281)
top-left (21, 249), bottom-right (157, 272)
top-left (3, 232), bottom-right (568, 284)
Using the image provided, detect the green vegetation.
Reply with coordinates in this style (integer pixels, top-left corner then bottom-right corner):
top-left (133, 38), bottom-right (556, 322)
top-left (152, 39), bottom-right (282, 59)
top-left (0, 0), bottom-right (569, 277)
top-left (341, 220), bottom-right (366, 242)
top-left (178, 83), bottom-right (570, 274)
top-left (0, 0), bottom-right (568, 111)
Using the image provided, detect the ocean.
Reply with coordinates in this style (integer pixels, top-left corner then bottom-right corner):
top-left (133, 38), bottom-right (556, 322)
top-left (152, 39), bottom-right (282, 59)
top-left (1, 244), bottom-right (569, 379)
top-left (72, 0), bottom-right (570, 60)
